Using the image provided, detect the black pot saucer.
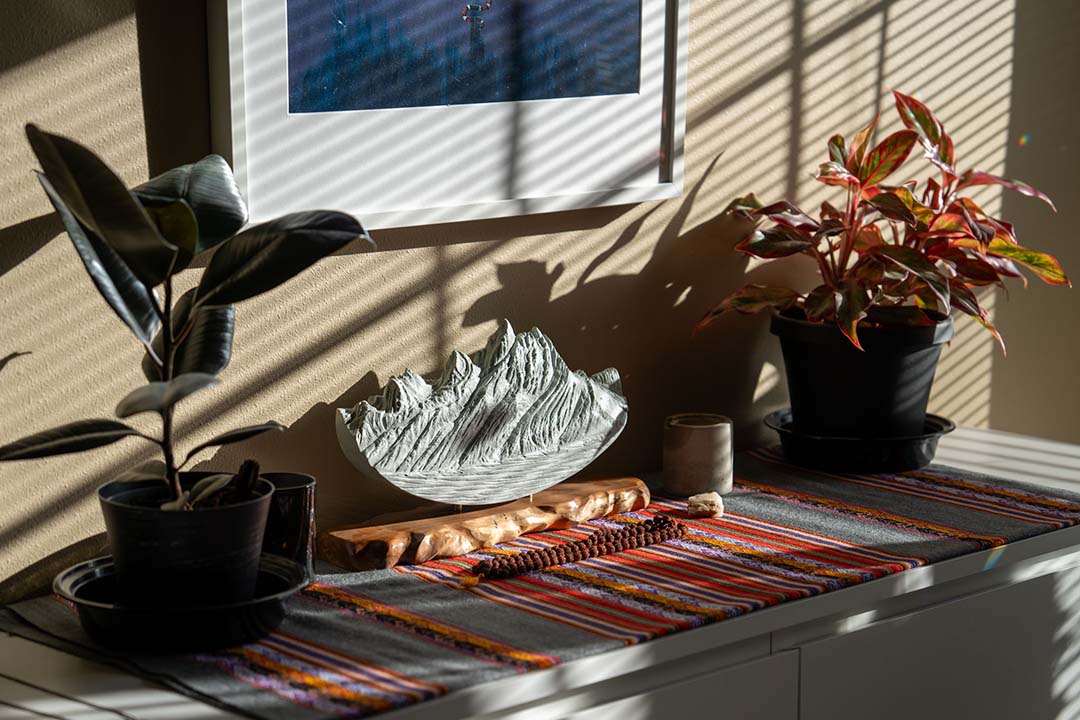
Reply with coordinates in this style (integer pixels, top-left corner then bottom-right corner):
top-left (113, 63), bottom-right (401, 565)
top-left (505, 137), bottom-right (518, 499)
top-left (764, 408), bottom-right (956, 473)
top-left (53, 553), bottom-right (308, 653)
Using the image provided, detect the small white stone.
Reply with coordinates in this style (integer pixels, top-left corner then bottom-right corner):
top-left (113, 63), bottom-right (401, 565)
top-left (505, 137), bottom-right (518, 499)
top-left (687, 492), bottom-right (724, 518)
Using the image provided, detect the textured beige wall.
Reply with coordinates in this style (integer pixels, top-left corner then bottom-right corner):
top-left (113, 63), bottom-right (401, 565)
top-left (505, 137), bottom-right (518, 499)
top-left (988, 0), bottom-right (1080, 443)
top-left (0, 0), bottom-right (1076, 586)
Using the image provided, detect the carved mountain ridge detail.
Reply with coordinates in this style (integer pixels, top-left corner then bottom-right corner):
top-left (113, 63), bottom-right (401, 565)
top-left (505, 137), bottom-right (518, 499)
top-left (336, 320), bottom-right (628, 505)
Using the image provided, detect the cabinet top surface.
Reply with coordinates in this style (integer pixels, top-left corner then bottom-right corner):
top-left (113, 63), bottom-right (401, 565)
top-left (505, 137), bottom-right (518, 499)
top-left (3, 427), bottom-right (1079, 720)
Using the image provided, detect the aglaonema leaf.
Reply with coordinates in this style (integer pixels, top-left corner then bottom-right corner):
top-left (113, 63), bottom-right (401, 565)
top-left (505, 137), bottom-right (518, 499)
top-left (852, 255), bottom-right (886, 286)
top-left (853, 225), bottom-right (885, 252)
top-left (37, 174), bottom-right (161, 351)
top-left (956, 171), bottom-right (1056, 211)
top-left (26, 124), bottom-right (177, 287)
top-left (892, 90), bottom-right (959, 181)
top-left (0, 420), bottom-right (142, 460)
top-left (754, 201), bottom-right (818, 229)
top-left (816, 161), bottom-right (859, 187)
top-left (803, 284), bottom-right (838, 321)
top-left (821, 201), bottom-right (844, 220)
top-left (927, 213), bottom-right (969, 238)
top-left (887, 186), bottom-right (934, 228)
top-left (865, 305), bottom-right (935, 326)
top-left (866, 192), bottom-right (916, 226)
top-left (142, 289), bottom-right (235, 381)
top-left (861, 130), bottom-right (918, 186)
top-left (956, 238), bottom-right (1070, 286)
top-left (115, 373), bottom-right (220, 418)
top-left (134, 154), bottom-right (249, 255)
top-left (694, 285), bottom-right (800, 335)
top-left (874, 245), bottom-right (951, 307)
top-left (828, 134), bottom-right (846, 165)
top-left (722, 193), bottom-right (763, 217)
top-left (983, 254), bottom-right (1027, 286)
top-left (837, 280), bottom-right (869, 349)
top-left (929, 247), bottom-right (1003, 286)
top-left (736, 226), bottom-right (813, 258)
top-left (195, 211), bottom-right (372, 308)
top-left (949, 279), bottom-right (1005, 354)
top-left (847, 114), bottom-right (878, 175)
top-left (955, 202), bottom-right (995, 247)
top-left (936, 132), bottom-right (957, 180)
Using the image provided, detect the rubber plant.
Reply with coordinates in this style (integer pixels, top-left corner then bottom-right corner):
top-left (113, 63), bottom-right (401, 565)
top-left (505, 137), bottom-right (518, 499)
top-left (0, 125), bottom-right (373, 508)
top-left (695, 90), bottom-right (1070, 350)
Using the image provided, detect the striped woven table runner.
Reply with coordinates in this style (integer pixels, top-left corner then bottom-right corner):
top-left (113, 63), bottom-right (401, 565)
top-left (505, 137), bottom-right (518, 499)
top-left (5, 450), bottom-right (1080, 719)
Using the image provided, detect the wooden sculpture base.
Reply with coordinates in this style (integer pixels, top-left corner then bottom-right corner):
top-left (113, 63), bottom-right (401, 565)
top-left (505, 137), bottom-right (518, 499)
top-left (318, 477), bottom-right (650, 571)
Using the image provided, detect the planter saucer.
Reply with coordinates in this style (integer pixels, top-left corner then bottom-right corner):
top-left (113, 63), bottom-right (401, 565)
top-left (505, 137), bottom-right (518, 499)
top-left (53, 553), bottom-right (308, 653)
top-left (764, 409), bottom-right (956, 473)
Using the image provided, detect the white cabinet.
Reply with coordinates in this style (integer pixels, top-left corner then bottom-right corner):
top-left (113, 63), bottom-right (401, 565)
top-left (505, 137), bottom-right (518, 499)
top-left (799, 573), bottom-right (1079, 720)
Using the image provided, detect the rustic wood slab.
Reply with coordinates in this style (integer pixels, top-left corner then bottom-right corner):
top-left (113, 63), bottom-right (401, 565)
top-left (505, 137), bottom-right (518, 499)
top-left (318, 477), bottom-right (650, 571)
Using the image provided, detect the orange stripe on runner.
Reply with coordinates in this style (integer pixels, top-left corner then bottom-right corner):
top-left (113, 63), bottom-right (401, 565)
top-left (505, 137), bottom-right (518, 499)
top-left (711, 515), bottom-right (915, 573)
top-left (269, 631), bottom-right (446, 697)
top-left (227, 647), bottom-right (391, 711)
top-left (616, 548), bottom-right (797, 603)
top-left (305, 585), bottom-right (559, 669)
top-left (503, 574), bottom-right (681, 632)
top-left (738, 479), bottom-right (1007, 546)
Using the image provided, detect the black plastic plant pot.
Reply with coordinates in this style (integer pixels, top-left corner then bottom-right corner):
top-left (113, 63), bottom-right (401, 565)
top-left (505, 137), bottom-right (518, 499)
top-left (771, 310), bottom-right (955, 439)
top-left (98, 473), bottom-right (273, 607)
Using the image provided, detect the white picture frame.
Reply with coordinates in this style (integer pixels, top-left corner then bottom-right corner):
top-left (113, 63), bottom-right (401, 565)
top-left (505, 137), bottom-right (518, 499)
top-left (209, 0), bottom-right (688, 229)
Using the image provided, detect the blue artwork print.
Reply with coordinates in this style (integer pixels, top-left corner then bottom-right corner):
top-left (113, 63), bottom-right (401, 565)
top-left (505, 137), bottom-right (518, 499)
top-left (287, 0), bottom-right (643, 113)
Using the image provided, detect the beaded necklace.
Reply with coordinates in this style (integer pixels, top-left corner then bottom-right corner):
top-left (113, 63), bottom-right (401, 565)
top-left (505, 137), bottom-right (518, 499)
top-left (471, 515), bottom-right (685, 581)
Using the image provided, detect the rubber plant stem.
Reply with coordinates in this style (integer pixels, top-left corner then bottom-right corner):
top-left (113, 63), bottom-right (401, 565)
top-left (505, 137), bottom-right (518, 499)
top-left (161, 276), bottom-right (180, 501)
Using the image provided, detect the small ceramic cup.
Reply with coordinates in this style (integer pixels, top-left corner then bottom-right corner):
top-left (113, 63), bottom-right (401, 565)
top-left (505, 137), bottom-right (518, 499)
top-left (662, 413), bottom-right (734, 496)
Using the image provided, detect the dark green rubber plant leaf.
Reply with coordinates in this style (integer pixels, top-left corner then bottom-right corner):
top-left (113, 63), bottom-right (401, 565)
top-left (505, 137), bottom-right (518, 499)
top-left (194, 211), bottom-right (372, 308)
top-left (183, 422), bottom-right (286, 465)
top-left (134, 155), bottom-right (249, 256)
top-left (114, 460), bottom-right (167, 484)
top-left (115, 373), bottom-right (220, 418)
top-left (26, 124), bottom-right (177, 287)
top-left (0, 420), bottom-right (142, 460)
top-left (144, 200), bottom-right (199, 272)
top-left (188, 474), bottom-right (234, 506)
top-left (142, 289), bottom-right (235, 381)
top-left (37, 174), bottom-right (161, 352)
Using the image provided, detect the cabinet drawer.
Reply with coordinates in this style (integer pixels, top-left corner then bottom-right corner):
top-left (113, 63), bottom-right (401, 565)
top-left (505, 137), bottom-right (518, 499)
top-left (555, 651), bottom-right (798, 720)
top-left (800, 573), bottom-right (1073, 720)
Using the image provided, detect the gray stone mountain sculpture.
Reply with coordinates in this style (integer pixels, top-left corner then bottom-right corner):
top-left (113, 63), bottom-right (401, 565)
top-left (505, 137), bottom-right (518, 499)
top-left (336, 320), bottom-right (628, 505)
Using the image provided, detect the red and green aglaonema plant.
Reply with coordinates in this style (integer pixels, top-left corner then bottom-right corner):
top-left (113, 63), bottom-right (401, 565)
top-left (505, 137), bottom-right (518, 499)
top-left (695, 90), bottom-right (1070, 350)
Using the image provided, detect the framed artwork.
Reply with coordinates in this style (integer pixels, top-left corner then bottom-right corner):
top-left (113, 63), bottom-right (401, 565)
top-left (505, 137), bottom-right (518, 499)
top-left (209, 0), bottom-right (687, 229)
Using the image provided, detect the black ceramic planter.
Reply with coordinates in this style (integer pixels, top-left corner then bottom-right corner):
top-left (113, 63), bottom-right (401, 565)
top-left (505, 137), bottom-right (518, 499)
top-left (765, 409), bottom-right (956, 472)
top-left (54, 554), bottom-right (307, 653)
top-left (98, 473), bottom-right (273, 607)
top-left (771, 310), bottom-right (954, 438)
top-left (261, 473), bottom-right (317, 580)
